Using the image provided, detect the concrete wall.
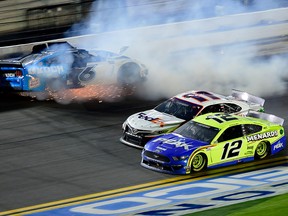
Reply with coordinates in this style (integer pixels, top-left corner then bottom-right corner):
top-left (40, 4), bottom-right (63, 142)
top-left (0, 0), bottom-right (82, 33)
top-left (1, 7), bottom-right (287, 58)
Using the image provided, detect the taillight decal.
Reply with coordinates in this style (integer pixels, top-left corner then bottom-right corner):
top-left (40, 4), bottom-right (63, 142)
top-left (15, 70), bottom-right (23, 77)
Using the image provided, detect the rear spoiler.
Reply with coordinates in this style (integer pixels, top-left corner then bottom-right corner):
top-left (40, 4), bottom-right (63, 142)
top-left (231, 89), bottom-right (265, 106)
top-left (247, 110), bottom-right (284, 126)
top-left (0, 60), bottom-right (23, 67)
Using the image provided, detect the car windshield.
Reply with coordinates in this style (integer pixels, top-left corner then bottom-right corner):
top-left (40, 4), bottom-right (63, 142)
top-left (154, 98), bottom-right (202, 121)
top-left (174, 121), bottom-right (219, 143)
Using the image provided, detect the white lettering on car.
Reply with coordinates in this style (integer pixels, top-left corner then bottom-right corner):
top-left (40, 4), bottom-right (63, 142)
top-left (28, 66), bottom-right (64, 75)
top-left (153, 137), bottom-right (191, 150)
top-left (4, 73), bottom-right (15, 77)
top-left (246, 131), bottom-right (278, 142)
top-left (273, 141), bottom-right (284, 150)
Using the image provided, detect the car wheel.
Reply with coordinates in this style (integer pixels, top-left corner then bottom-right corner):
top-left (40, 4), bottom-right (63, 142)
top-left (255, 141), bottom-right (270, 159)
top-left (78, 69), bottom-right (96, 82)
top-left (118, 62), bottom-right (142, 85)
top-left (191, 153), bottom-right (207, 172)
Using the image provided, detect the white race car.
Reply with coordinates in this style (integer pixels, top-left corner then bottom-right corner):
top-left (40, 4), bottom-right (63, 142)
top-left (120, 89), bottom-right (265, 149)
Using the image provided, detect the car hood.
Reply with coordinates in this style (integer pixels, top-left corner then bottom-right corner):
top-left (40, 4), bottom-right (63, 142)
top-left (145, 133), bottom-right (209, 155)
top-left (126, 109), bottom-right (185, 131)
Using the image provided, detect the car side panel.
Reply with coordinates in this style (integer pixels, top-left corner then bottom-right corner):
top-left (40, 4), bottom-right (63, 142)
top-left (208, 137), bottom-right (247, 166)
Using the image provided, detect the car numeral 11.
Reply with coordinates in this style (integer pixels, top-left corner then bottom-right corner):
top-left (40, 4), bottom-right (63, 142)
top-left (221, 140), bottom-right (242, 160)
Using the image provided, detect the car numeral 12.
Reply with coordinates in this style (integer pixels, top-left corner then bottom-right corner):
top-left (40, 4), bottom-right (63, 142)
top-left (208, 114), bottom-right (238, 123)
top-left (221, 140), bottom-right (242, 160)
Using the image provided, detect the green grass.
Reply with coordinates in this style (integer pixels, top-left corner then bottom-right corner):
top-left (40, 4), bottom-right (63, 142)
top-left (185, 193), bottom-right (288, 216)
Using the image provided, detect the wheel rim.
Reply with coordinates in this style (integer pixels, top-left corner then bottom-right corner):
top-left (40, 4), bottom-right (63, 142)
top-left (79, 71), bottom-right (95, 82)
top-left (192, 154), bottom-right (204, 170)
top-left (256, 142), bottom-right (267, 158)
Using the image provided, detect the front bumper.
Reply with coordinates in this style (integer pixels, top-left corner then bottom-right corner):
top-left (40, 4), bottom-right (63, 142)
top-left (141, 150), bottom-right (189, 175)
top-left (120, 132), bottom-right (154, 149)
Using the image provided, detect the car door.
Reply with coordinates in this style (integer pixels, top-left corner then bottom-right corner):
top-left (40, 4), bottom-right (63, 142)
top-left (209, 124), bottom-right (246, 165)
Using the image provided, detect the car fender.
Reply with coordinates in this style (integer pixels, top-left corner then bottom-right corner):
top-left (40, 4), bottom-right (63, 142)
top-left (187, 145), bottom-right (212, 168)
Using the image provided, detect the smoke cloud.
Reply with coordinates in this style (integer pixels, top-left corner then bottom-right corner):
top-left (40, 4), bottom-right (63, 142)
top-left (64, 0), bottom-right (288, 102)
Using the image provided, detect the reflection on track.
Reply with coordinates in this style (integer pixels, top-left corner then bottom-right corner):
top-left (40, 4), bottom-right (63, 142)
top-left (0, 92), bottom-right (287, 213)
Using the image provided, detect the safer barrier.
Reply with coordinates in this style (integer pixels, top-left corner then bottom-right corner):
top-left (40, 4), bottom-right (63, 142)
top-left (1, 7), bottom-right (288, 57)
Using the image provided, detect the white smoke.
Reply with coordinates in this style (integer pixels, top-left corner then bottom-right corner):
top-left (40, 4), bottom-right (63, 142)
top-left (65, 0), bottom-right (288, 101)
top-left (127, 42), bottom-right (287, 100)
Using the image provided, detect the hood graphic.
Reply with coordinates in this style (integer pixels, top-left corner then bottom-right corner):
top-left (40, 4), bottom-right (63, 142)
top-left (127, 109), bottom-right (185, 131)
top-left (146, 133), bottom-right (209, 155)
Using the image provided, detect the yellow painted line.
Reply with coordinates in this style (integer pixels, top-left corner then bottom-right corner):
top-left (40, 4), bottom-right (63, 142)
top-left (1, 156), bottom-right (288, 216)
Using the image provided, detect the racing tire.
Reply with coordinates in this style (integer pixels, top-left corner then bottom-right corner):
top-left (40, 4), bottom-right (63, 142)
top-left (78, 70), bottom-right (96, 82)
top-left (191, 153), bottom-right (207, 172)
top-left (254, 141), bottom-right (270, 160)
top-left (117, 62), bottom-right (142, 85)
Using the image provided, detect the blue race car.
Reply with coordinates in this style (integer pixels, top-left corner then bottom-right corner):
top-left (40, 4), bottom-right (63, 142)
top-left (141, 111), bottom-right (286, 175)
top-left (0, 41), bottom-right (148, 92)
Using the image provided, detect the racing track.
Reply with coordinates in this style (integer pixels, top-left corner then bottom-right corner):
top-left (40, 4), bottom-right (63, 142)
top-left (0, 90), bottom-right (288, 213)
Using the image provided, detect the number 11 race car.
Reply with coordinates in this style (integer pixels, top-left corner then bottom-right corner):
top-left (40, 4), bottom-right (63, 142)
top-left (121, 89), bottom-right (265, 148)
top-left (141, 111), bottom-right (286, 175)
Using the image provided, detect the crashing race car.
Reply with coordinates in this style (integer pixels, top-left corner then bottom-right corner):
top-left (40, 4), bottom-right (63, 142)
top-left (121, 89), bottom-right (265, 149)
top-left (141, 111), bottom-right (286, 174)
top-left (0, 41), bottom-right (148, 92)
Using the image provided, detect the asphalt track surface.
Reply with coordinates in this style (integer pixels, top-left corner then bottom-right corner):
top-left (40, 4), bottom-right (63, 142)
top-left (0, 90), bottom-right (287, 212)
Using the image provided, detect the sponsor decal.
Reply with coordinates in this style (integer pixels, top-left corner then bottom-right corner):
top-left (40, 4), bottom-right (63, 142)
top-left (153, 137), bottom-right (191, 150)
top-left (29, 78), bottom-right (40, 88)
top-left (247, 145), bottom-right (253, 150)
top-left (4, 73), bottom-right (15, 77)
top-left (273, 141), bottom-right (284, 151)
top-left (246, 151), bottom-right (253, 155)
top-left (246, 131), bottom-right (278, 142)
top-left (156, 146), bottom-right (167, 151)
top-left (138, 112), bottom-right (165, 127)
top-left (28, 66), bottom-right (64, 75)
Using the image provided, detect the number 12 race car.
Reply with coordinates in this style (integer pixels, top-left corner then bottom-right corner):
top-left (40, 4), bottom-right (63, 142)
top-left (141, 111), bottom-right (286, 174)
top-left (121, 89), bottom-right (265, 148)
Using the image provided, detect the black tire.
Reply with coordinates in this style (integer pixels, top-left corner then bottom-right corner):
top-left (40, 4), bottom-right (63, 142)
top-left (191, 153), bottom-right (207, 172)
top-left (255, 141), bottom-right (270, 159)
top-left (118, 62), bottom-right (142, 85)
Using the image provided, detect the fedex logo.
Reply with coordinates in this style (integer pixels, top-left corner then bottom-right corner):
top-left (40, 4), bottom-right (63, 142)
top-left (153, 137), bottom-right (191, 150)
top-left (138, 113), bottom-right (165, 126)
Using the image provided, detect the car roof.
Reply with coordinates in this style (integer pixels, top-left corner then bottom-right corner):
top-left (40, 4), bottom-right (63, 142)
top-left (174, 90), bottom-right (235, 106)
top-left (193, 112), bottom-right (272, 130)
top-left (32, 41), bottom-right (76, 53)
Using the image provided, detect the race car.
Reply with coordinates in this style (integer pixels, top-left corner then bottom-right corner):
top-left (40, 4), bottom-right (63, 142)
top-left (0, 41), bottom-right (148, 92)
top-left (121, 89), bottom-right (265, 148)
top-left (141, 111), bottom-right (286, 174)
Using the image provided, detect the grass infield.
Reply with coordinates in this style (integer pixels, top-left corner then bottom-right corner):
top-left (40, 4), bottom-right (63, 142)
top-left (186, 192), bottom-right (288, 216)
